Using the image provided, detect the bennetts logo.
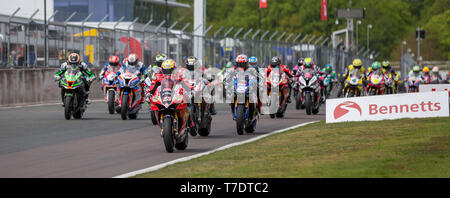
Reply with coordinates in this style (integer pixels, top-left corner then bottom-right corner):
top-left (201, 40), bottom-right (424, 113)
top-left (334, 101), bottom-right (362, 119)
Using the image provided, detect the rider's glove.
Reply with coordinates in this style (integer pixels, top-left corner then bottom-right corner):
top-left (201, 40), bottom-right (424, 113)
top-left (54, 75), bottom-right (61, 81)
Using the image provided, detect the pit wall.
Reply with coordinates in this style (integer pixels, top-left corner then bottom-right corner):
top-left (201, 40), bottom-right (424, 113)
top-left (0, 68), bottom-right (104, 107)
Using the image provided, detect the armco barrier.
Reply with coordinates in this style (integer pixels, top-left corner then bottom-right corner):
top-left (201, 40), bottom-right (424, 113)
top-left (326, 92), bottom-right (449, 123)
top-left (0, 68), bottom-right (103, 106)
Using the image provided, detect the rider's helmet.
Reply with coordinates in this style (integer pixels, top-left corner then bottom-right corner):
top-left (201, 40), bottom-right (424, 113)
top-left (432, 66), bottom-right (439, 74)
top-left (382, 60), bottom-right (390, 70)
top-left (155, 53), bottom-right (167, 67)
top-left (326, 64), bottom-right (333, 73)
top-left (422, 66), bottom-right (430, 74)
top-left (371, 61), bottom-right (381, 71)
top-left (185, 56), bottom-right (199, 71)
top-left (68, 53), bottom-right (81, 65)
top-left (297, 58), bottom-right (305, 66)
top-left (109, 55), bottom-right (120, 67)
top-left (352, 59), bottom-right (363, 69)
top-left (304, 57), bottom-right (313, 69)
top-left (235, 54), bottom-right (249, 69)
top-left (412, 65), bottom-right (421, 74)
top-left (127, 54), bottom-right (138, 66)
top-left (225, 61), bottom-right (233, 68)
top-left (249, 56), bottom-right (258, 67)
top-left (161, 59), bottom-right (176, 75)
top-left (270, 56), bottom-right (281, 68)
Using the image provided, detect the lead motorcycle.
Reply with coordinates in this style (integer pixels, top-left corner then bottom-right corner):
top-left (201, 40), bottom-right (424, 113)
top-left (297, 69), bottom-right (321, 115)
top-left (233, 70), bottom-right (259, 135)
top-left (150, 79), bottom-right (190, 153)
top-left (117, 68), bottom-right (143, 120)
top-left (58, 65), bottom-right (88, 120)
top-left (367, 71), bottom-right (386, 95)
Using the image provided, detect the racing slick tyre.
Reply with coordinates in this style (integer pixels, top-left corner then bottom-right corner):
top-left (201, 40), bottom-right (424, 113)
top-left (175, 133), bottom-right (188, 150)
top-left (305, 92), bottom-right (312, 115)
top-left (295, 93), bottom-right (301, 110)
top-left (151, 111), bottom-right (158, 125)
top-left (121, 95), bottom-right (129, 120)
top-left (163, 117), bottom-right (175, 153)
top-left (64, 96), bottom-right (72, 120)
top-left (236, 104), bottom-right (245, 135)
top-left (108, 91), bottom-right (115, 114)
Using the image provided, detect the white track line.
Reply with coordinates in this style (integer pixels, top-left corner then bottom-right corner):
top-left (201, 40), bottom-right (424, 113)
top-left (0, 100), bottom-right (104, 110)
top-left (113, 120), bottom-right (320, 178)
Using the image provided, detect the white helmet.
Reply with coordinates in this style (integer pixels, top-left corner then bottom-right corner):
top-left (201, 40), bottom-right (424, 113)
top-left (127, 54), bottom-right (138, 66)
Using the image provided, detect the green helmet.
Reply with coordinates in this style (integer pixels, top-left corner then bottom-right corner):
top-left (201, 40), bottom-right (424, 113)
top-left (225, 62), bottom-right (233, 68)
top-left (371, 61), bottom-right (381, 70)
top-left (412, 65), bottom-right (420, 72)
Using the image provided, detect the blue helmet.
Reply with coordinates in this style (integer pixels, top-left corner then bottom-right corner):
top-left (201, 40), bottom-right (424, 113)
top-left (249, 56), bottom-right (257, 66)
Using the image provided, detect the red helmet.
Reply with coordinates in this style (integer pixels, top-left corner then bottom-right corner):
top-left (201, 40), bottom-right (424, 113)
top-left (109, 55), bottom-right (119, 66)
top-left (235, 54), bottom-right (248, 69)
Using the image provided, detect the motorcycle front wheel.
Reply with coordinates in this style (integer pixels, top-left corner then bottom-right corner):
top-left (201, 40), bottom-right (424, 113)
top-left (305, 92), bottom-right (312, 115)
top-left (64, 96), bottom-right (72, 120)
top-left (236, 104), bottom-right (245, 135)
top-left (108, 90), bottom-right (115, 114)
top-left (163, 116), bottom-right (175, 153)
top-left (121, 94), bottom-right (129, 120)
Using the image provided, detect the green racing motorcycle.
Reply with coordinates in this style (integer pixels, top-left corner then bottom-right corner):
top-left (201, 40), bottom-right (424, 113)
top-left (59, 65), bottom-right (88, 120)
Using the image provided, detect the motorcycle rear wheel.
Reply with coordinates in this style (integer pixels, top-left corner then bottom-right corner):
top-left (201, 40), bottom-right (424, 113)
top-left (150, 111), bottom-right (158, 125)
top-left (175, 133), bottom-right (188, 150)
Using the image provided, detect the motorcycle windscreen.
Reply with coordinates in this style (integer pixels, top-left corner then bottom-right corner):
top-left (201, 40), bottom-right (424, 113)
top-left (160, 79), bottom-right (175, 105)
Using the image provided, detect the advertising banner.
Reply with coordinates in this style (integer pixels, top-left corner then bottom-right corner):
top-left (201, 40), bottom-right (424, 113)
top-left (326, 92), bottom-right (449, 123)
top-left (419, 84), bottom-right (450, 97)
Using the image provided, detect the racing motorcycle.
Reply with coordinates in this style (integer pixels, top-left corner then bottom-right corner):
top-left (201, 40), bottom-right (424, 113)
top-left (367, 71), bottom-right (386, 95)
top-left (344, 71), bottom-right (364, 97)
top-left (117, 69), bottom-right (143, 120)
top-left (296, 69), bottom-right (321, 115)
top-left (102, 67), bottom-right (120, 114)
top-left (407, 75), bottom-right (422, 93)
top-left (233, 71), bottom-right (258, 135)
top-left (59, 65), bottom-right (88, 120)
top-left (188, 77), bottom-right (213, 137)
top-left (383, 73), bottom-right (394, 95)
top-left (150, 79), bottom-right (189, 153)
top-left (267, 69), bottom-right (290, 118)
top-left (321, 73), bottom-right (334, 100)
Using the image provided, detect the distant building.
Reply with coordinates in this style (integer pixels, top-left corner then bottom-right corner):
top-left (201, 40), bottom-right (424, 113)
top-left (54, 0), bottom-right (190, 24)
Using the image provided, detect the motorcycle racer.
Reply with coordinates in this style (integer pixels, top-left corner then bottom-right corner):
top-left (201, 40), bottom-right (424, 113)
top-left (54, 53), bottom-right (96, 105)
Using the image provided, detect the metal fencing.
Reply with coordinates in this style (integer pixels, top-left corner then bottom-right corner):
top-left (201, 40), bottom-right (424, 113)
top-left (0, 14), bottom-right (371, 74)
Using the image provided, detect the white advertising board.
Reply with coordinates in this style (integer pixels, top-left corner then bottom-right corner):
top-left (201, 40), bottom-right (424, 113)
top-left (326, 92), bottom-right (449, 123)
top-left (420, 84), bottom-right (450, 97)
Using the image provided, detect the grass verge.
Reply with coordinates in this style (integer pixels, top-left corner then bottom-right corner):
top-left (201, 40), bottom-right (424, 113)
top-left (136, 117), bottom-right (450, 178)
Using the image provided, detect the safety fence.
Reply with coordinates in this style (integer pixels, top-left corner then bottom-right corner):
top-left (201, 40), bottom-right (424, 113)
top-left (0, 13), bottom-right (371, 75)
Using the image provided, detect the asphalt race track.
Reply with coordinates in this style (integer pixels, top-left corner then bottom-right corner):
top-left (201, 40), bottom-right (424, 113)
top-left (0, 102), bottom-right (324, 177)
